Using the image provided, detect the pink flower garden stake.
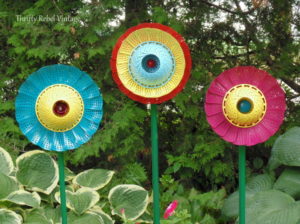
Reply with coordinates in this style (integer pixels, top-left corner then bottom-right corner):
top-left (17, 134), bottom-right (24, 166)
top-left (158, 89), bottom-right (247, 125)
top-left (205, 66), bottom-right (286, 224)
top-left (205, 66), bottom-right (285, 146)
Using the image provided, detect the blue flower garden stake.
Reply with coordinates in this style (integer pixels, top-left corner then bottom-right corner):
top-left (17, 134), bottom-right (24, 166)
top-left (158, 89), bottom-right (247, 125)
top-left (15, 64), bottom-right (103, 224)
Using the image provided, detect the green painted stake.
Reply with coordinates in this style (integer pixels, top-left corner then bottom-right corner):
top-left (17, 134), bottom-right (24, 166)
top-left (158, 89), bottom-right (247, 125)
top-left (151, 104), bottom-right (160, 224)
top-left (58, 152), bottom-right (68, 224)
top-left (239, 145), bottom-right (246, 224)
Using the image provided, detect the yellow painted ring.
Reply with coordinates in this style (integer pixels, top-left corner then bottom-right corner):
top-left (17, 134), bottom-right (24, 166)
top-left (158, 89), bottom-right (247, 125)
top-left (116, 28), bottom-right (186, 98)
top-left (35, 84), bottom-right (84, 132)
top-left (222, 84), bottom-right (267, 128)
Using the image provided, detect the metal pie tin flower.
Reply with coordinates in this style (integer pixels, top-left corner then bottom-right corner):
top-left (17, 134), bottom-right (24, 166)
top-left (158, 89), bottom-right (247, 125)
top-left (205, 66), bottom-right (286, 146)
top-left (15, 64), bottom-right (103, 151)
top-left (111, 23), bottom-right (192, 104)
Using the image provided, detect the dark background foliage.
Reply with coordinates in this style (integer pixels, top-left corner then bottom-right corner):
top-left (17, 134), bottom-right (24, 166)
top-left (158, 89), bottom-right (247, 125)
top-left (0, 0), bottom-right (300, 220)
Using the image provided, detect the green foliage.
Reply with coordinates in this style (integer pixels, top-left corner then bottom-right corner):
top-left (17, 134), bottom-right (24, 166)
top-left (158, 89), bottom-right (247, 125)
top-left (68, 212), bottom-right (104, 224)
top-left (268, 127), bottom-right (300, 170)
top-left (223, 127), bottom-right (300, 224)
top-left (90, 207), bottom-right (114, 224)
top-left (120, 163), bottom-right (148, 185)
top-left (108, 184), bottom-right (149, 221)
top-left (223, 175), bottom-right (300, 224)
top-left (73, 169), bottom-right (115, 190)
top-left (274, 167), bottom-right (300, 199)
top-left (16, 150), bottom-right (59, 195)
top-left (56, 188), bottom-right (100, 215)
top-left (6, 190), bottom-right (41, 208)
top-left (0, 209), bottom-right (23, 224)
top-left (0, 172), bottom-right (19, 199)
top-left (246, 190), bottom-right (300, 224)
top-left (160, 174), bottom-right (227, 223)
top-left (0, 146), bottom-right (151, 223)
top-left (23, 209), bottom-right (52, 224)
top-left (0, 146), bottom-right (14, 175)
top-left (222, 174), bottom-right (274, 218)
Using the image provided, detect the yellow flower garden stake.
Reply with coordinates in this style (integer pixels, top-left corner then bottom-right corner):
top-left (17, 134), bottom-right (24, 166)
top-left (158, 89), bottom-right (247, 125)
top-left (111, 23), bottom-right (192, 223)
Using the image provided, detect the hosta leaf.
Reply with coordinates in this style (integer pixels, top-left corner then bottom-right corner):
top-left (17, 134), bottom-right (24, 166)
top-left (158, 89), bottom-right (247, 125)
top-left (6, 190), bottom-right (41, 208)
top-left (247, 190), bottom-right (294, 214)
top-left (0, 147), bottom-right (14, 176)
top-left (40, 186), bottom-right (59, 206)
top-left (135, 212), bottom-right (153, 223)
top-left (222, 191), bottom-right (255, 218)
top-left (73, 169), bottom-right (114, 190)
top-left (0, 173), bottom-right (19, 200)
top-left (95, 212), bottom-right (113, 224)
top-left (55, 188), bottom-right (100, 215)
top-left (68, 211), bottom-right (104, 224)
top-left (90, 206), bottom-right (114, 224)
top-left (108, 184), bottom-right (149, 220)
top-left (16, 150), bottom-right (58, 194)
top-left (0, 209), bottom-right (22, 224)
top-left (253, 157), bottom-right (264, 170)
top-left (274, 167), bottom-right (300, 199)
top-left (43, 206), bottom-right (61, 224)
top-left (252, 202), bottom-right (300, 224)
top-left (222, 174), bottom-right (273, 217)
top-left (65, 168), bottom-right (76, 181)
top-left (269, 127), bottom-right (300, 170)
top-left (23, 209), bottom-right (52, 224)
top-left (247, 174), bottom-right (274, 192)
top-left (246, 190), bottom-right (300, 224)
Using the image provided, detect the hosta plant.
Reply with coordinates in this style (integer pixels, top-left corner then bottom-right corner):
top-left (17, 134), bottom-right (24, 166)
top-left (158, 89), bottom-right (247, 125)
top-left (0, 147), bottom-right (151, 224)
top-left (222, 127), bottom-right (300, 224)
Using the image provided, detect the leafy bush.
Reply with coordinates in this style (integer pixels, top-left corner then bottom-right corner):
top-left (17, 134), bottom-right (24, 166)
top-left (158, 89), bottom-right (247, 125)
top-left (0, 146), bottom-right (151, 224)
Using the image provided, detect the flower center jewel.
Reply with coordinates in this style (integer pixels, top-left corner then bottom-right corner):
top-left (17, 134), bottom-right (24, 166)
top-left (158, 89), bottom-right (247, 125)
top-left (147, 59), bottom-right (156, 68)
top-left (237, 98), bottom-right (253, 113)
top-left (36, 84), bottom-right (84, 132)
top-left (222, 84), bottom-right (267, 128)
top-left (53, 100), bottom-right (69, 116)
top-left (141, 54), bottom-right (160, 73)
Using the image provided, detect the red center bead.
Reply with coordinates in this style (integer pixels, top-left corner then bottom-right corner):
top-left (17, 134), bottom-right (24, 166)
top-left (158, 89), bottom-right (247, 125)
top-left (147, 59), bottom-right (156, 68)
top-left (53, 101), bottom-right (69, 117)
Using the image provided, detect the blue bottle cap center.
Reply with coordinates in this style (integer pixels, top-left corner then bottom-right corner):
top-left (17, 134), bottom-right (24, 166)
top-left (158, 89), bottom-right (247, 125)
top-left (237, 99), bottom-right (252, 113)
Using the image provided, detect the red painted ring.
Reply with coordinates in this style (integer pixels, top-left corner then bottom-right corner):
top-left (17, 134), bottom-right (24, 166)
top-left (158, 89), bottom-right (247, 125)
top-left (110, 23), bottom-right (192, 104)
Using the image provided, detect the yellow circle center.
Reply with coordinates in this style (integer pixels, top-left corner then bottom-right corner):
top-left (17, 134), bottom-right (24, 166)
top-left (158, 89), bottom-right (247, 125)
top-left (116, 28), bottom-right (186, 98)
top-left (222, 84), bottom-right (267, 128)
top-left (35, 84), bottom-right (84, 132)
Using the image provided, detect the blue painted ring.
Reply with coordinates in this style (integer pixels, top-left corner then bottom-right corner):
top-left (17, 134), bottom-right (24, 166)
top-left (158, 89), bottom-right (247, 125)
top-left (128, 41), bottom-right (176, 88)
